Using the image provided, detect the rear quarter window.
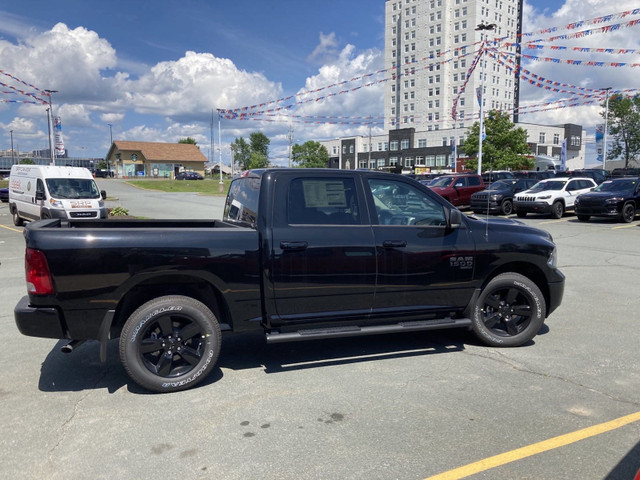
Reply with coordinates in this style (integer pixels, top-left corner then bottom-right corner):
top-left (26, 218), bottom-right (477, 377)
top-left (224, 176), bottom-right (262, 228)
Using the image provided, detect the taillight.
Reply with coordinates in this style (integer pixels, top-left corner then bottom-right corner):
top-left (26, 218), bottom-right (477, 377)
top-left (25, 248), bottom-right (54, 295)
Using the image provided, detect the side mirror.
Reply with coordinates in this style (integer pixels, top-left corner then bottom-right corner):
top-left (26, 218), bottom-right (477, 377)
top-left (448, 208), bottom-right (462, 229)
top-left (101, 190), bottom-right (107, 200)
top-left (35, 191), bottom-right (45, 201)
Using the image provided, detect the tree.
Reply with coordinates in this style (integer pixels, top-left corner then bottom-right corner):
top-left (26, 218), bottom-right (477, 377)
top-left (247, 151), bottom-right (269, 169)
top-left (292, 141), bottom-right (329, 168)
top-left (602, 94), bottom-right (640, 168)
top-left (249, 132), bottom-right (270, 159)
top-left (230, 137), bottom-right (251, 171)
top-left (19, 158), bottom-right (34, 164)
top-left (462, 110), bottom-right (532, 172)
top-left (178, 137), bottom-right (197, 145)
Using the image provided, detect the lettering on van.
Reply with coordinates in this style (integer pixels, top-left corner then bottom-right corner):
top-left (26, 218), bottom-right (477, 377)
top-left (70, 200), bottom-right (93, 208)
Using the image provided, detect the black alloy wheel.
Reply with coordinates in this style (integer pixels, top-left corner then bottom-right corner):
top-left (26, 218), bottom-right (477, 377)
top-left (472, 273), bottom-right (546, 347)
top-left (120, 295), bottom-right (221, 392)
top-left (621, 203), bottom-right (635, 223)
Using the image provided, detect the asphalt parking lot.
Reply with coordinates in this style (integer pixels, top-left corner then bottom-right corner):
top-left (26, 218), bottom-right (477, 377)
top-left (0, 181), bottom-right (638, 480)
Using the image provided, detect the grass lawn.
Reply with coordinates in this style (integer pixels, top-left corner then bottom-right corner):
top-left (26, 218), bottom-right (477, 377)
top-left (0, 179), bottom-right (8, 188)
top-left (125, 178), bottom-right (231, 195)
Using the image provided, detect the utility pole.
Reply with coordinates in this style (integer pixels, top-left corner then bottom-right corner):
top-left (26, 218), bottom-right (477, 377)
top-left (288, 123), bottom-right (293, 168)
top-left (475, 23), bottom-right (495, 175)
top-left (10, 129), bottom-right (15, 164)
top-left (44, 89), bottom-right (58, 165)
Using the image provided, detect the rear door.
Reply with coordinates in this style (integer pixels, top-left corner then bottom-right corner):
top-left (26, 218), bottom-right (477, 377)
top-left (365, 175), bottom-right (476, 320)
top-left (269, 172), bottom-right (376, 326)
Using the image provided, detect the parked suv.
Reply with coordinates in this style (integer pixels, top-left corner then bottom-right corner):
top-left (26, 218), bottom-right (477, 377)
top-left (512, 170), bottom-right (556, 180)
top-left (559, 169), bottom-right (606, 184)
top-left (427, 174), bottom-right (485, 207)
top-left (513, 177), bottom-right (597, 219)
top-left (574, 177), bottom-right (640, 223)
top-left (471, 178), bottom-right (538, 215)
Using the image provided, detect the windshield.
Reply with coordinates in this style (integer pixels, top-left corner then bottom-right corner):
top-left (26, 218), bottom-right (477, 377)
top-left (594, 179), bottom-right (637, 192)
top-left (46, 178), bottom-right (101, 199)
top-left (428, 176), bottom-right (453, 187)
top-left (528, 180), bottom-right (567, 193)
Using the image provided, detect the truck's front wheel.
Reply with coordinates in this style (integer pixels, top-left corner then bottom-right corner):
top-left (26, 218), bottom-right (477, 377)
top-left (471, 273), bottom-right (546, 347)
top-left (119, 295), bottom-right (221, 393)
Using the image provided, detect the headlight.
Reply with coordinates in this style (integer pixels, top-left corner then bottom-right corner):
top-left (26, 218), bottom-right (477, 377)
top-left (605, 197), bottom-right (622, 204)
top-left (49, 198), bottom-right (63, 208)
top-left (538, 195), bottom-right (551, 200)
top-left (547, 247), bottom-right (557, 268)
top-left (490, 194), bottom-right (503, 201)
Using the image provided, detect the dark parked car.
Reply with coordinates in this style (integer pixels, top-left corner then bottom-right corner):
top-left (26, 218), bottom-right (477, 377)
top-left (175, 171), bottom-right (204, 180)
top-left (93, 169), bottom-right (114, 178)
top-left (481, 171), bottom-right (515, 183)
top-left (512, 170), bottom-right (556, 180)
top-left (0, 187), bottom-right (8, 203)
top-left (574, 177), bottom-right (640, 223)
top-left (471, 178), bottom-right (538, 215)
top-left (558, 169), bottom-right (607, 184)
top-left (608, 168), bottom-right (640, 179)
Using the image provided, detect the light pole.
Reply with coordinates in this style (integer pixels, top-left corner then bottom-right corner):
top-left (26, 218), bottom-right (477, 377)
top-left (475, 23), bottom-right (495, 175)
top-left (107, 123), bottom-right (113, 175)
top-left (602, 87), bottom-right (612, 171)
top-left (10, 129), bottom-right (15, 164)
top-left (44, 89), bottom-right (58, 165)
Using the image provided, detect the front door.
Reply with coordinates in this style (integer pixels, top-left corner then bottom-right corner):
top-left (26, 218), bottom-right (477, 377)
top-left (269, 174), bottom-right (376, 326)
top-left (365, 176), bottom-right (476, 320)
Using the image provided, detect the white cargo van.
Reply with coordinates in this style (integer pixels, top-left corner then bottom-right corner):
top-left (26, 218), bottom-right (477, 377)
top-left (9, 165), bottom-right (107, 226)
top-left (534, 155), bottom-right (561, 172)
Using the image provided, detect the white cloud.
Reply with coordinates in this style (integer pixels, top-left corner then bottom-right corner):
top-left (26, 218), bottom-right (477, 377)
top-left (307, 32), bottom-right (340, 64)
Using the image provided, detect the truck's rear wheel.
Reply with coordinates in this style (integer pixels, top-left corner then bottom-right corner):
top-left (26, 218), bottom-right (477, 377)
top-left (471, 273), bottom-right (546, 347)
top-left (119, 295), bottom-right (221, 392)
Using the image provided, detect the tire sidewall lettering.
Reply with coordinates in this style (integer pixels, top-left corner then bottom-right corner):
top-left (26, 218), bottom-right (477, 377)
top-left (161, 348), bottom-right (215, 389)
top-left (129, 305), bottom-right (183, 343)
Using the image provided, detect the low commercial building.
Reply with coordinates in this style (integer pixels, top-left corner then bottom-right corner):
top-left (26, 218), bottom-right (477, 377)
top-left (106, 141), bottom-right (207, 178)
top-left (320, 123), bottom-right (586, 174)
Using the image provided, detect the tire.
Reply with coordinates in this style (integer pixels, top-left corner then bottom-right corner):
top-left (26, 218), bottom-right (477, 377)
top-left (516, 211), bottom-right (527, 218)
top-left (500, 199), bottom-right (513, 216)
top-left (551, 201), bottom-right (564, 219)
top-left (119, 295), bottom-right (221, 393)
top-left (12, 209), bottom-right (24, 226)
top-left (471, 273), bottom-right (546, 347)
top-left (577, 215), bottom-right (590, 222)
top-left (620, 203), bottom-right (635, 223)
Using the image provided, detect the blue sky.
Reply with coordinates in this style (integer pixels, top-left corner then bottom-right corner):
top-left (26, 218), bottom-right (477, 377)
top-left (1, 0), bottom-right (639, 164)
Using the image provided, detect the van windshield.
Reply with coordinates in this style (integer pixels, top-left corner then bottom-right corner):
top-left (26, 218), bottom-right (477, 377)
top-left (46, 178), bottom-right (101, 199)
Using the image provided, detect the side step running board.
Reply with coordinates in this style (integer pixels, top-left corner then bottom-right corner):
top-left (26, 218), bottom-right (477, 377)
top-left (265, 318), bottom-right (472, 344)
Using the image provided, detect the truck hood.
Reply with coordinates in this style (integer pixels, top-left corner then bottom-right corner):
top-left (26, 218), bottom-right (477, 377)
top-left (466, 214), bottom-right (553, 241)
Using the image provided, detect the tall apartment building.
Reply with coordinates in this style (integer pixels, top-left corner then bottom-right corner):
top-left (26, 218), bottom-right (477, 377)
top-left (384, 0), bottom-right (523, 130)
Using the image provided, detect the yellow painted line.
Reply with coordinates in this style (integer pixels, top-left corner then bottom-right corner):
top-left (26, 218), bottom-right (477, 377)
top-left (538, 219), bottom-right (568, 225)
top-left (612, 223), bottom-right (638, 230)
top-left (424, 410), bottom-right (640, 480)
top-left (0, 224), bottom-right (23, 233)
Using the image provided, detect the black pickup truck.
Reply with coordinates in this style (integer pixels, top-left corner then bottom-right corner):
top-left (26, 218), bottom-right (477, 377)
top-left (15, 169), bottom-right (565, 392)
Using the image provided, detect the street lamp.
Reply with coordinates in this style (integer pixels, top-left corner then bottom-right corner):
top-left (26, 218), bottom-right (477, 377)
top-left (107, 123), bottom-right (113, 144)
top-left (44, 89), bottom-right (58, 165)
top-left (10, 129), bottom-right (15, 164)
top-left (602, 87), bottom-right (612, 171)
top-left (475, 23), bottom-right (496, 175)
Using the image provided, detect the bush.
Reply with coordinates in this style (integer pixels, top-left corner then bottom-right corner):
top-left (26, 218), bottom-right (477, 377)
top-left (108, 206), bottom-right (130, 217)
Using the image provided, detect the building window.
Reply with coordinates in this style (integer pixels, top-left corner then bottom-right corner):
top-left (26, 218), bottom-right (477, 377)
top-left (539, 132), bottom-right (546, 143)
top-left (415, 156), bottom-right (423, 165)
top-left (378, 158), bottom-right (387, 168)
top-left (436, 155), bottom-right (447, 166)
top-left (349, 145), bottom-right (354, 154)
top-left (553, 133), bottom-right (560, 145)
top-left (390, 140), bottom-right (399, 151)
top-left (418, 139), bottom-right (427, 148)
top-left (389, 157), bottom-right (398, 166)
top-left (342, 145), bottom-right (346, 154)
top-left (401, 139), bottom-right (410, 149)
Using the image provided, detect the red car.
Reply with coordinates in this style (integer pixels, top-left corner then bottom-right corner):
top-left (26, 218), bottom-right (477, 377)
top-left (427, 174), bottom-right (485, 208)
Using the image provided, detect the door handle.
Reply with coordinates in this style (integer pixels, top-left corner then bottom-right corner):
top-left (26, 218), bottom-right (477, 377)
top-left (382, 240), bottom-right (407, 248)
top-left (280, 241), bottom-right (308, 251)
